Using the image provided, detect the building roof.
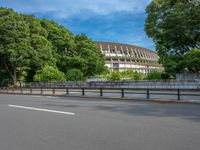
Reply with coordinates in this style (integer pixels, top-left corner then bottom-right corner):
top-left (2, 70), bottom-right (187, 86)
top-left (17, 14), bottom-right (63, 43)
top-left (95, 41), bottom-right (157, 54)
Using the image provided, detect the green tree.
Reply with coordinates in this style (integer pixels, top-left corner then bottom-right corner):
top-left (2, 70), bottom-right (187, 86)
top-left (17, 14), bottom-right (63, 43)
top-left (63, 34), bottom-right (106, 76)
top-left (0, 8), bottom-right (55, 84)
top-left (66, 69), bottom-right (85, 81)
top-left (145, 0), bottom-right (200, 74)
top-left (73, 34), bottom-right (106, 76)
top-left (25, 15), bottom-right (56, 81)
top-left (177, 49), bottom-right (200, 73)
top-left (0, 8), bottom-right (31, 85)
top-left (34, 65), bottom-right (65, 82)
top-left (40, 21), bottom-right (106, 77)
top-left (0, 7), bottom-right (106, 84)
top-left (40, 19), bottom-right (75, 72)
top-left (40, 19), bottom-right (75, 53)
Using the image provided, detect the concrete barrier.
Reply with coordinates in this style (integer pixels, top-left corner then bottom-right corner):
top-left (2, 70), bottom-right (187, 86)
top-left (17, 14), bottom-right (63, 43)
top-left (26, 80), bottom-right (200, 89)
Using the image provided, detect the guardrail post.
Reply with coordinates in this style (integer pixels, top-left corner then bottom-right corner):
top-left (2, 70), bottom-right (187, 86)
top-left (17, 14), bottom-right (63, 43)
top-left (177, 89), bottom-right (180, 100)
top-left (121, 88), bottom-right (124, 98)
top-left (52, 88), bottom-right (55, 95)
top-left (82, 88), bottom-right (85, 96)
top-left (66, 88), bottom-right (69, 95)
top-left (100, 88), bottom-right (103, 96)
top-left (30, 87), bottom-right (32, 94)
top-left (41, 87), bottom-right (43, 95)
top-left (20, 87), bottom-right (23, 94)
top-left (147, 89), bottom-right (150, 99)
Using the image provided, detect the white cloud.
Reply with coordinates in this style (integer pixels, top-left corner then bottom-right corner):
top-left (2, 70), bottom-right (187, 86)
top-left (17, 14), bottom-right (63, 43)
top-left (1, 0), bottom-right (151, 18)
top-left (0, 0), bottom-right (155, 49)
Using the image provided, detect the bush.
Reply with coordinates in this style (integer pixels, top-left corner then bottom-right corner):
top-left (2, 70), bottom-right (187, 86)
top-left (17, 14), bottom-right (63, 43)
top-left (66, 69), bottom-right (85, 81)
top-left (121, 70), bottom-right (144, 80)
top-left (145, 71), bottom-right (162, 80)
top-left (110, 71), bottom-right (122, 81)
top-left (34, 65), bottom-right (65, 82)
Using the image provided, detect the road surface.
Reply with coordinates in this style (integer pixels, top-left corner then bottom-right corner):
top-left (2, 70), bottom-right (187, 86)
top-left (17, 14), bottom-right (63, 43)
top-left (0, 94), bottom-right (200, 150)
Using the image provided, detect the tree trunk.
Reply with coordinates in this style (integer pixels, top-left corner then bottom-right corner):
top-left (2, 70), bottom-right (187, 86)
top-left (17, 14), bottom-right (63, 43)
top-left (4, 63), bottom-right (17, 86)
top-left (13, 68), bottom-right (17, 86)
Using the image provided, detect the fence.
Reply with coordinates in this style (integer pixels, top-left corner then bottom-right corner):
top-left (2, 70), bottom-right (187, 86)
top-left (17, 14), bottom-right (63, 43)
top-left (1, 86), bottom-right (200, 101)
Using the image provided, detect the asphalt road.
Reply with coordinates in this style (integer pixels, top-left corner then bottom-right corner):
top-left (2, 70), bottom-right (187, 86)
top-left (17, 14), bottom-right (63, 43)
top-left (0, 94), bottom-right (200, 150)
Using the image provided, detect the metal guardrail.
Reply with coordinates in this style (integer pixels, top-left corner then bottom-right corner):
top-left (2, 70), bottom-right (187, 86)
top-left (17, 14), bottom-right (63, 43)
top-left (1, 86), bottom-right (200, 101)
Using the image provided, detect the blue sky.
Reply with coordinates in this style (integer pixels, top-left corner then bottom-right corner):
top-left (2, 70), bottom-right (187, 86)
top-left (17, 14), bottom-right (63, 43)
top-left (0, 0), bottom-right (155, 50)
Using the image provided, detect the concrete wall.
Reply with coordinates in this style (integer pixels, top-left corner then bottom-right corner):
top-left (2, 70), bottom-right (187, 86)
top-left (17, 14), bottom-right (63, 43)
top-left (28, 80), bottom-right (200, 89)
top-left (176, 73), bottom-right (200, 80)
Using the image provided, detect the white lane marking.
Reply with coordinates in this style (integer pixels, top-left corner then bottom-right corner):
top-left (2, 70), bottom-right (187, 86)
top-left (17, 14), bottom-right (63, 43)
top-left (32, 96), bottom-right (42, 98)
top-left (46, 96), bottom-right (60, 98)
top-left (8, 105), bottom-right (75, 115)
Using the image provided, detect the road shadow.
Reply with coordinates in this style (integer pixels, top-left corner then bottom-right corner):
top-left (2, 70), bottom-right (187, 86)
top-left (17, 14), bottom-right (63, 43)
top-left (42, 96), bottom-right (200, 122)
top-left (94, 103), bottom-right (200, 122)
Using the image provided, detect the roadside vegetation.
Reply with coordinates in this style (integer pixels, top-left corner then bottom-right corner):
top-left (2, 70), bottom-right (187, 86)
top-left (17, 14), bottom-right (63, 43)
top-left (96, 70), bottom-right (164, 81)
top-left (0, 7), bottom-right (106, 85)
top-left (145, 0), bottom-right (200, 78)
top-left (1, 0), bottom-right (199, 85)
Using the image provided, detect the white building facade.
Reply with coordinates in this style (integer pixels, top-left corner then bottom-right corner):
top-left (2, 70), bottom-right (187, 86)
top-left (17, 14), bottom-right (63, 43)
top-left (96, 41), bottom-right (163, 73)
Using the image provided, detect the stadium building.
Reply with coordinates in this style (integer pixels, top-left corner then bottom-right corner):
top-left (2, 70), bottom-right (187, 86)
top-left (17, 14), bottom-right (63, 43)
top-left (96, 41), bottom-right (163, 73)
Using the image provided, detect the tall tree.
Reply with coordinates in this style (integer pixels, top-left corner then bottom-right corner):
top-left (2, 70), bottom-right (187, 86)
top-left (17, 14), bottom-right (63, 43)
top-left (0, 8), bottom-right (31, 85)
top-left (145, 0), bottom-right (200, 74)
top-left (25, 15), bottom-right (56, 81)
top-left (40, 19), bottom-right (76, 72)
top-left (73, 34), bottom-right (106, 76)
top-left (0, 7), bottom-right (106, 84)
top-left (0, 8), bottom-right (55, 84)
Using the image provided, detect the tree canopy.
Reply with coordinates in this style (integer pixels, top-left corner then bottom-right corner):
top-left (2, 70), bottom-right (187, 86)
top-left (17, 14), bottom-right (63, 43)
top-left (176, 49), bottom-right (200, 73)
top-left (0, 7), bottom-right (106, 85)
top-left (145, 0), bottom-right (200, 75)
top-left (66, 69), bottom-right (85, 81)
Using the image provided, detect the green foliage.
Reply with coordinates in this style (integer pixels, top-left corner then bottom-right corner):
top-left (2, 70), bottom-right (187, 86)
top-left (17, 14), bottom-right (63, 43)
top-left (96, 74), bottom-right (111, 80)
top-left (17, 67), bottom-right (28, 82)
top-left (101, 66), bottom-right (110, 75)
top-left (110, 71), bottom-right (122, 81)
top-left (97, 70), bottom-right (144, 80)
top-left (0, 7), bottom-right (106, 84)
top-left (0, 69), bottom-right (12, 86)
top-left (145, 0), bottom-right (200, 75)
top-left (34, 65), bottom-right (65, 82)
top-left (121, 70), bottom-right (144, 80)
top-left (39, 19), bottom-right (75, 71)
top-left (0, 8), bottom-right (55, 84)
top-left (0, 8), bottom-right (32, 84)
top-left (145, 71), bottom-right (162, 80)
top-left (69, 34), bottom-right (106, 76)
top-left (132, 72), bottom-right (144, 80)
top-left (40, 21), bottom-right (106, 77)
top-left (177, 49), bottom-right (200, 73)
top-left (66, 69), bottom-right (85, 81)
